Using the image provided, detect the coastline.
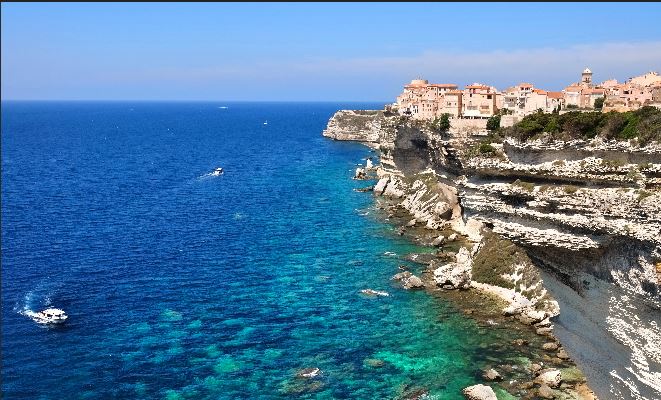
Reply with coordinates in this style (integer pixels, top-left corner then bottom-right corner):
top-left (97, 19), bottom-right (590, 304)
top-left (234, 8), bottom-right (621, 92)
top-left (322, 106), bottom-right (661, 399)
top-left (358, 166), bottom-right (597, 399)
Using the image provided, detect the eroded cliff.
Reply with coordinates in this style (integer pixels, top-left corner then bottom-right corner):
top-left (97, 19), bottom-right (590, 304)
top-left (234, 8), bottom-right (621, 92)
top-left (323, 109), bottom-right (661, 400)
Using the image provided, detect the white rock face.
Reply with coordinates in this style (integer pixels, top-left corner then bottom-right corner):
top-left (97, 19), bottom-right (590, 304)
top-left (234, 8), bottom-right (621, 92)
top-left (322, 110), bottom-right (396, 143)
top-left (322, 108), bottom-right (661, 399)
top-left (462, 384), bottom-right (497, 400)
top-left (540, 269), bottom-right (661, 400)
top-left (373, 178), bottom-right (389, 196)
top-left (433, 247), bottom-right (472, 289)
top-left (535, 369), bottom-right (563, 388)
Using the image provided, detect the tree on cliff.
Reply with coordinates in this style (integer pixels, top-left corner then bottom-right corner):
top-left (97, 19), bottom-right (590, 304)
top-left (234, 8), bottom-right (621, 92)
top-left (594, 97), bottom-right (605, 110)
top-left (486, 114), bottom-right (501, 132)
top-left (431, 113), bottom-right (451, 133)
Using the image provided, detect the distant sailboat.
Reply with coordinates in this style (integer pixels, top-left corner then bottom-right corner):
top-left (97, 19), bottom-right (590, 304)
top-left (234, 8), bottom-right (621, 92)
top-left (263, 120), bottom-right (268, 125)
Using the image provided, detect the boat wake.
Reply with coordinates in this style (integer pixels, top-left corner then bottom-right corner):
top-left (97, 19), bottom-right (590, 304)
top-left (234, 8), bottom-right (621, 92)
top-left (16, 288), bottom-right (67, 325)
top-left (199, 167), bottom-right (225, 179)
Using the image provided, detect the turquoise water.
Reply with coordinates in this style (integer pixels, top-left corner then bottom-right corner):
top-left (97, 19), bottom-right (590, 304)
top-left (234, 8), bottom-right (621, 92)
top-left (2, 102), bottom-right (527, 399)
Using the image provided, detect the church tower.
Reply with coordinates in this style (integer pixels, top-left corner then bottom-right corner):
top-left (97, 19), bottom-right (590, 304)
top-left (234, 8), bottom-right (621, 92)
top-left (581, 67), bottom-right (593, 86)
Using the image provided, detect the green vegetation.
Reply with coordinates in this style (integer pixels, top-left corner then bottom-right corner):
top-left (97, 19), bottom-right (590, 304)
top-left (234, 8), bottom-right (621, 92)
top-left (563, 185), bottom-right (579, 194)
top-left (430, 113), bottom-right (451, 132)
top-left (472, 232), bottom-right (528, 289)
top-left (500, 106), bottom-right (661, 145)
top-left (594, 97), bottom-right (605, 110)
top-left (512, 179), bottom-right (535, 192)
top-left (636, 190), bottom-right (654, 202)
top-left (600, 158), bottom-right (626, 168)
top-left (478, 142), bottom-right (496, 154)
top-left (486, 114), bottom-right (501, 132)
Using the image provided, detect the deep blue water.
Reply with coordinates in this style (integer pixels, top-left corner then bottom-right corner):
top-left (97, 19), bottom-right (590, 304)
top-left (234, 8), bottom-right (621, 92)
top-left (2, 102), bottom-right (524, 399)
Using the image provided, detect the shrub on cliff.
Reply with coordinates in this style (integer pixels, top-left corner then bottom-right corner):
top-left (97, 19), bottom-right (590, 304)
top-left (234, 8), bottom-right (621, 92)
top-left (501, 106), bottom-right (661, 144)
top-left (594, 97), bottom-right (605, 110)
top-left (472, 232), bottom-right (525, 289)
top-left (486, 114), bottom-right (501, 132)
top-left (430, 113), bottom-right (451, 133)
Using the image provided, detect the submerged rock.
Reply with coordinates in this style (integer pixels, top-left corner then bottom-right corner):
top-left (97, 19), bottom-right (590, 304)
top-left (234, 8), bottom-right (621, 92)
top-left (462, 384), bottom-right (497, 400)
top-left (483, 368), bottom-right (502, 381)
top-left (391, 271), bottom-right (424, 289)
top-left (363, 358), bottom-right (385, 368)
top-left (397, 387), bottom-right (429, 400)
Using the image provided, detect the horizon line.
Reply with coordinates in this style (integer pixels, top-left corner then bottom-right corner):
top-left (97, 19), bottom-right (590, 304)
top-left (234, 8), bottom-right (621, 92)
top-left (0, 99), bottom-right (391, 103)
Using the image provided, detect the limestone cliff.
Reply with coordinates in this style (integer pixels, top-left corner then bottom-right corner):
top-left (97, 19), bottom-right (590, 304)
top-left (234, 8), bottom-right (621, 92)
top-left (323, 109), bottom-right (661, 400)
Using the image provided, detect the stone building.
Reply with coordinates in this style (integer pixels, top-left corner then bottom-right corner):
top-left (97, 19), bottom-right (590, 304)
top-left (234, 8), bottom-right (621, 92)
top-left (396, 79), bottom-right (459, 119)
top-left (462, 83), bottom-right (498, 118)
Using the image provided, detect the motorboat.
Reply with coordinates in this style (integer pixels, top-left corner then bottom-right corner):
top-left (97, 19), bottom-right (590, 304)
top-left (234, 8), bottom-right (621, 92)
top-left (263, 120), bottom-right (268, 125)
top-left (31, 308), bottom-right (68, 324)
top-left (211, 167), bottom-right (224, 176)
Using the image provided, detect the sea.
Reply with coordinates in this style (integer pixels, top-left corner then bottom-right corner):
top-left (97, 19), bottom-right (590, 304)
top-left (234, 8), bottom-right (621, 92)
top-left (2, 102), bottom-right (529, 399)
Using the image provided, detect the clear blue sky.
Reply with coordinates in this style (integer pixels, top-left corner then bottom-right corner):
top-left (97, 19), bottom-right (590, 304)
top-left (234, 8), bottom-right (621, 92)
top-left (2, 2), bottom-right (661, 101)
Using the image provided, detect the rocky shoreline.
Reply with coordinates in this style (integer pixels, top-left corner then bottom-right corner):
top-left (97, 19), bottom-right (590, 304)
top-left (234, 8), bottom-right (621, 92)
top-left (323, 109), bottom-right (661, 400)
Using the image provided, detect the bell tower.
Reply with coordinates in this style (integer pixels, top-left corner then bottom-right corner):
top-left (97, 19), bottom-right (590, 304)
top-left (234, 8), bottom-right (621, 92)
top-left (581, 67), bottom-right (593, 86)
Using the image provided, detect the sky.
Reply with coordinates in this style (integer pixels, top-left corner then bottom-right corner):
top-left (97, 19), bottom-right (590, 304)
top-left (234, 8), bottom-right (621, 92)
top-left (2, 2), bottom-right (661, 101)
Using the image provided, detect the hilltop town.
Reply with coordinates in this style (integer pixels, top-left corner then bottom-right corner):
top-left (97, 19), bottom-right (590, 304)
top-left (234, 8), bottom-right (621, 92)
top-left (323, 68), bottom-right (661, 399)
top-left (393, 69), bottom-right (661, 128)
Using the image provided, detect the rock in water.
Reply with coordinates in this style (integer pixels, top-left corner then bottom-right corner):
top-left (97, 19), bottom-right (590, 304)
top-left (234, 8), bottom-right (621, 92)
top-left (391, 271), bottom-right (424, 290)
top-left (483, 368), bottom-right (502, 381)
top-left (432, 247), bottom-right (472, 289)
top-left (542, 342), bottom-right (559, 351)
top-left (557, 349), bottom-right (570, 360)
top-left (462, 384), bottom-right (497, 400)
top-left (534, 369), bottom-right (562, 388)
top-left (431, 235), bottom-right (445, 247)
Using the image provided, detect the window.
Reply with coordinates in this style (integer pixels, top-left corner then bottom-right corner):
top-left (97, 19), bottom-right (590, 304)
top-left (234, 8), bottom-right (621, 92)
top-left (487, 95), bottom-right (492, 99)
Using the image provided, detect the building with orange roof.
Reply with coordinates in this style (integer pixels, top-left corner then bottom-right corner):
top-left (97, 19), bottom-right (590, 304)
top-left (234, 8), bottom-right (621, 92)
top-left (462, 83), bottom-right (499, 118)
top-left (601, 71), bottom-right (661, 111)
top-left (396, 78), bottom-right (461, 119)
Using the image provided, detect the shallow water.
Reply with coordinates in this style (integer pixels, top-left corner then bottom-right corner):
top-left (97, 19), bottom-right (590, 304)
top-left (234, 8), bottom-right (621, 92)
top-left (3, 102), bottom-right (534, 399)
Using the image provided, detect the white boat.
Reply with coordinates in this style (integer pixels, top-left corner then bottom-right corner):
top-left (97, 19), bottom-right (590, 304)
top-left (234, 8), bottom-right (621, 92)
top-left (263, 120), bottom-right (268, 125)
top-left (30, 308), bottom-right (68, 324)
top-left (210, 167), bottom-right (224, 176)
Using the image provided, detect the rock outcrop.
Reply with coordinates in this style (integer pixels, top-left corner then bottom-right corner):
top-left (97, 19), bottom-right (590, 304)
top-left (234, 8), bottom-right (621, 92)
top-left (462, 384), bottom-right (497, 400)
